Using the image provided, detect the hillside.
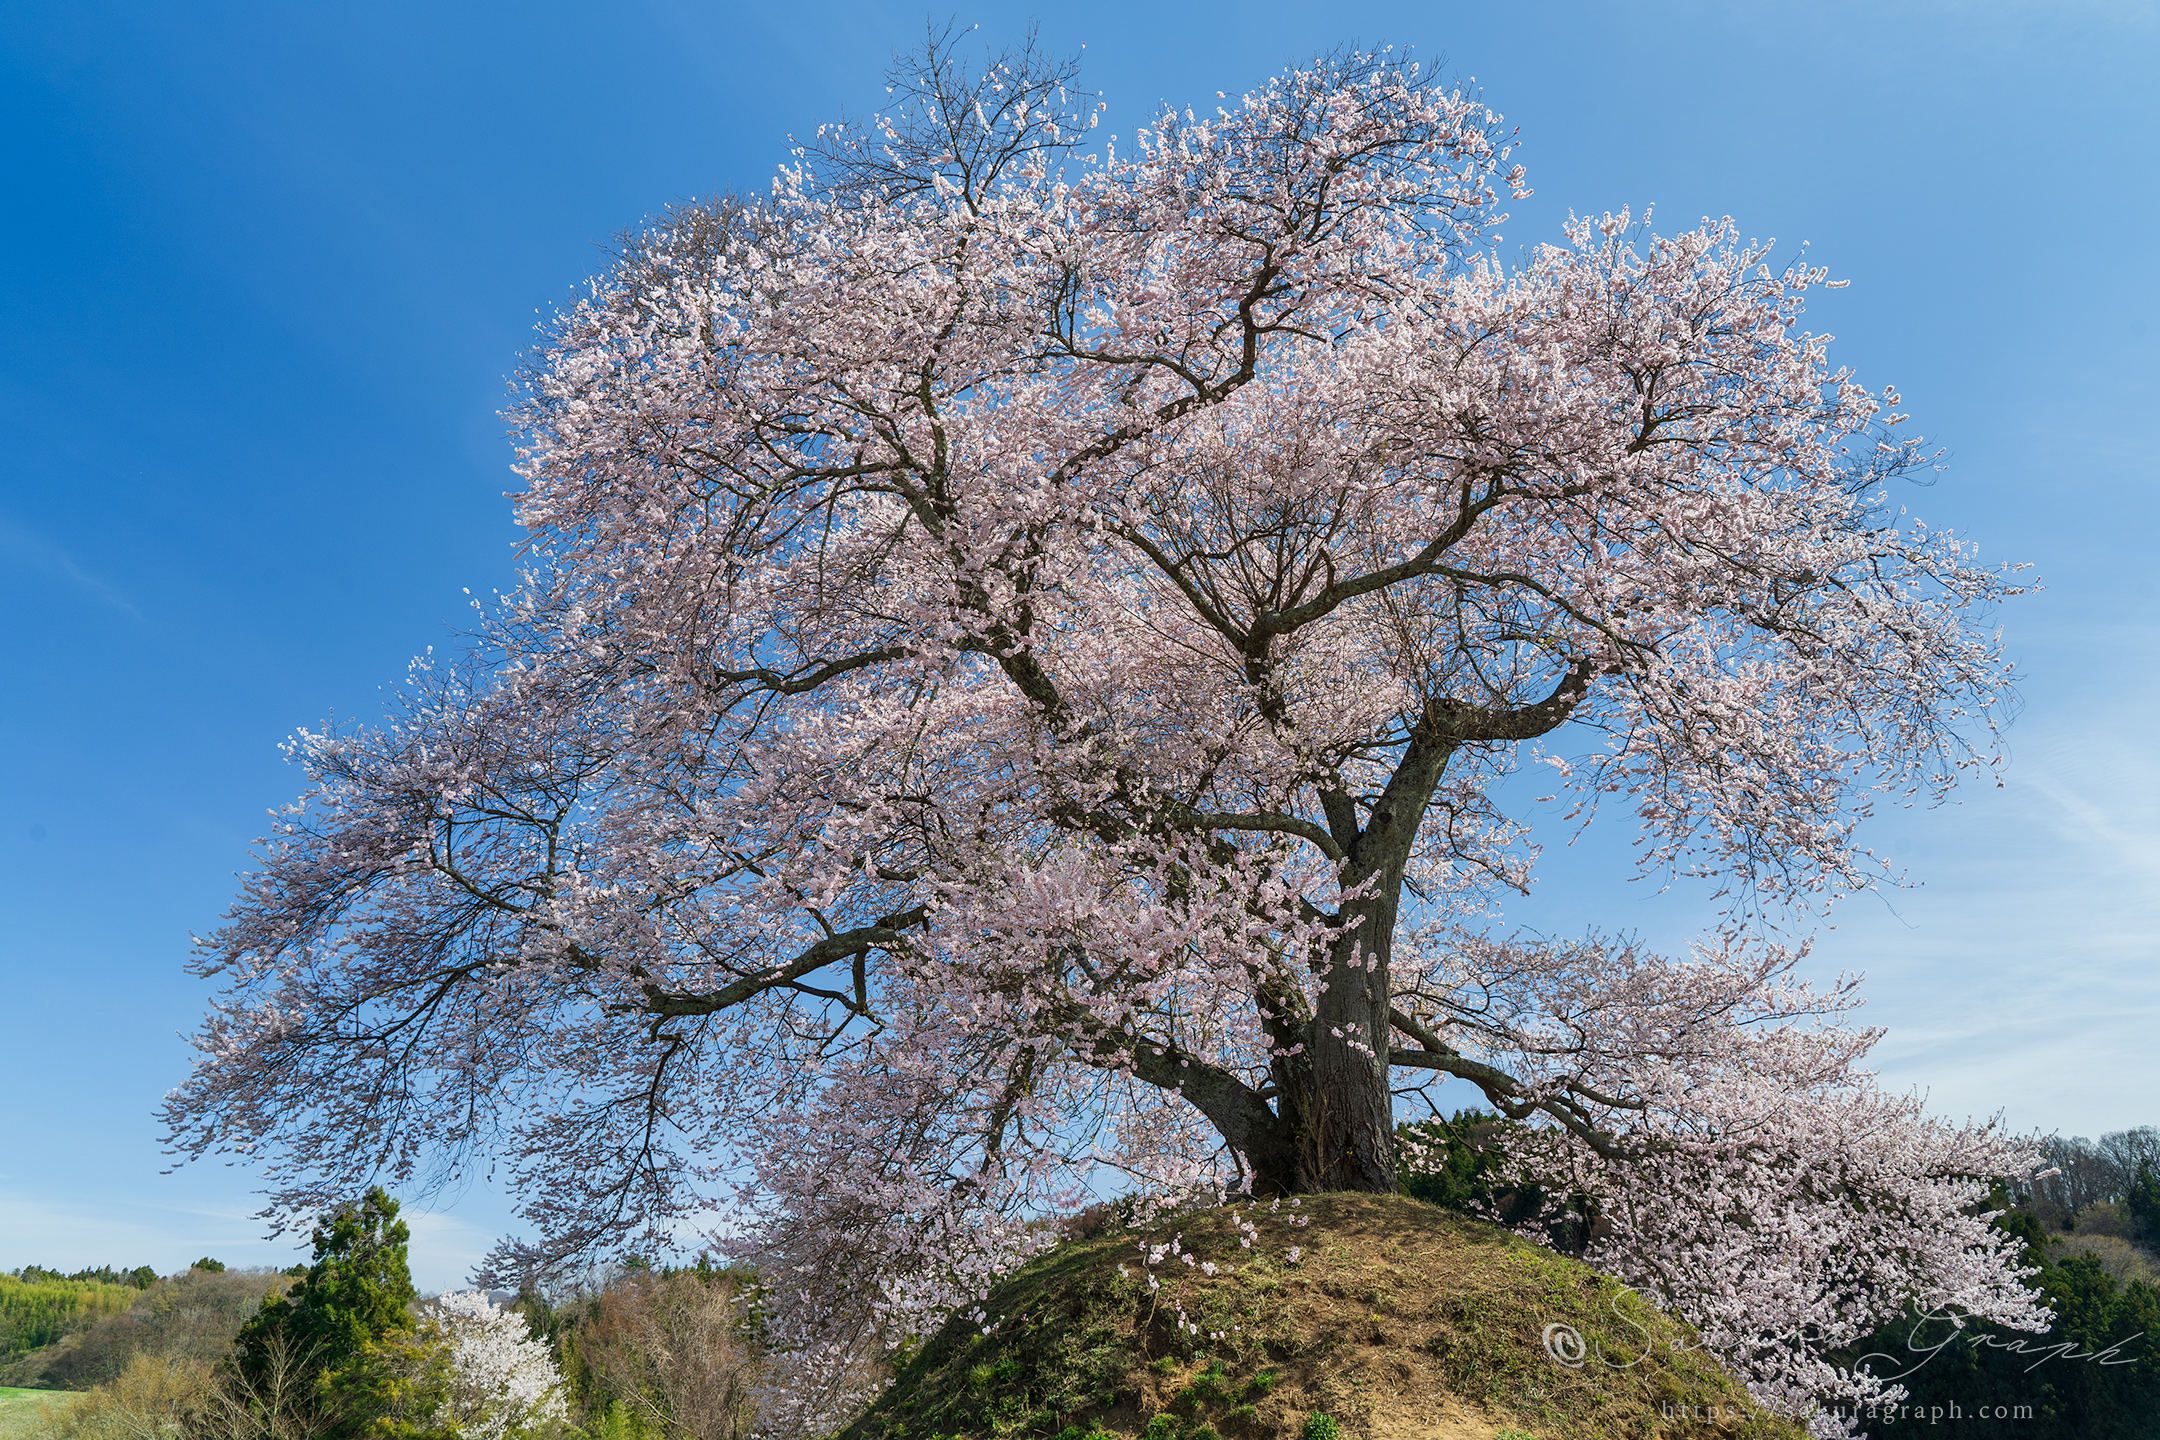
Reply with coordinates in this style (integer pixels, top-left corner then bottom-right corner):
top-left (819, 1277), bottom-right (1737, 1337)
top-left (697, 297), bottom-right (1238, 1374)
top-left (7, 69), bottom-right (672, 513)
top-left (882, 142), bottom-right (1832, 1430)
top-left (0, 1266), bottom-right (292, 1394)
top-left (843, 1193), bottom-right (1802, 1440)
top-left (0, 1278), bottom-right (140, 1362)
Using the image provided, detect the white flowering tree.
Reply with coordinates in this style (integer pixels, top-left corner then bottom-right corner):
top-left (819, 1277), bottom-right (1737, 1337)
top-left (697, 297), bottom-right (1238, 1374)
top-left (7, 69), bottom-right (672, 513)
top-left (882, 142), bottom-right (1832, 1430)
top-left (167, 34), bottom-right (2043, 1432)
top-left (377, 1291), bottom-right (567, 1440)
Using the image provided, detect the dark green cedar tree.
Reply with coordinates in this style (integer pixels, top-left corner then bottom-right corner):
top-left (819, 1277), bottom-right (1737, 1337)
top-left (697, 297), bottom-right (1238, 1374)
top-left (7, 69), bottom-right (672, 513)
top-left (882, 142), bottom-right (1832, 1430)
top-left (234, 1186), bottom-right (416, 1388)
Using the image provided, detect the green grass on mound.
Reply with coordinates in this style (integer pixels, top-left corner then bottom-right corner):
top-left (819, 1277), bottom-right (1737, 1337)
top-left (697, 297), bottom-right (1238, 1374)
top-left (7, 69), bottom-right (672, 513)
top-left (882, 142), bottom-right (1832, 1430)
top-left (842, 1193), bottom-right (1804, 1440)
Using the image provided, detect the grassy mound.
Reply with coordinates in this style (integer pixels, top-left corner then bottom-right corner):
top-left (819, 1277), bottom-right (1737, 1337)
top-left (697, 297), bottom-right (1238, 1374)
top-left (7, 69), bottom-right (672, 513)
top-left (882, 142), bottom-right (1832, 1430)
top-left (842, 1193), bottom-right (1805, 1440)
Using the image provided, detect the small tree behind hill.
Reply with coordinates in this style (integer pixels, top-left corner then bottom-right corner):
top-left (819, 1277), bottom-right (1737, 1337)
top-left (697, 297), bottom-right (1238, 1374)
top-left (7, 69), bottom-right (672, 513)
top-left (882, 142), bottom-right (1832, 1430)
top-left (2129, 1161), bottom-right (2160, 1245)
top-left (359, 1290), bottom-right (568, 1440)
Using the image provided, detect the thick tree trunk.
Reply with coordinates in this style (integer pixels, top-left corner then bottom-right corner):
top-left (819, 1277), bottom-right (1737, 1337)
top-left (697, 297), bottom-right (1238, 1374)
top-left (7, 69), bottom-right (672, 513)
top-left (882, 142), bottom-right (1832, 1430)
top-left (1300, 888), bottom-right (1401, 1192)
top-left (1180, 881), bottom-right (1404, 1194)
top-left (1287, 742), bottom-right (1434, 1193)
top-left (1223, 687), bottom-right (1591, 1192)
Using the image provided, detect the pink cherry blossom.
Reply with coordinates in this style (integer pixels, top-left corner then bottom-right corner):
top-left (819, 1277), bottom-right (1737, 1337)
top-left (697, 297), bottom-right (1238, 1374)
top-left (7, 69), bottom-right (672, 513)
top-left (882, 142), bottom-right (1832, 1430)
top-left (162, 38), bottom-right (2033, 1439)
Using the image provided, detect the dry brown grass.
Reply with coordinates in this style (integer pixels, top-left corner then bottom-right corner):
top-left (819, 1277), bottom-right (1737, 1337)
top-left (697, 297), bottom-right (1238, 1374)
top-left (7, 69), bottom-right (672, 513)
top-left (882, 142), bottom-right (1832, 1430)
top-left (843, 1193), bottom-right (1804, 1440)
top-left (24, 1354), bottom-right (215, 1440)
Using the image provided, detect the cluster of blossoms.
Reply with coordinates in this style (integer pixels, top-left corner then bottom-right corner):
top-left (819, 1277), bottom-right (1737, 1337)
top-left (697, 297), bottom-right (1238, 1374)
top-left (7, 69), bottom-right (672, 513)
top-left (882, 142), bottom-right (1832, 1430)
top-left (165, 36), bottom-right (2035, 1440)
top-left (1430, 932), bottom-right (2048, 1433)
top-left (394, 1291), bottom-right (568, 1440)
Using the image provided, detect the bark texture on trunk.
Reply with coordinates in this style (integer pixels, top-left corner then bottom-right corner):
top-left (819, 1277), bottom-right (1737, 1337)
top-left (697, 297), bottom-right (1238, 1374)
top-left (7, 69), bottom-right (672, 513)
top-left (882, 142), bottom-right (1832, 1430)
top-left (1288, 726), bottom-right (1447, 1193)
top-left (1214, 675), bottom-right (1597, 1192)
top-left (1302, 890), bottom-right (1401, 1192)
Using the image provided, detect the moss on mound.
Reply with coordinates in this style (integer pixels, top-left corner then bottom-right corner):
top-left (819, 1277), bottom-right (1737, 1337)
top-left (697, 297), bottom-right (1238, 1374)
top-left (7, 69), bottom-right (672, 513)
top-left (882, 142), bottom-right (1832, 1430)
top-left (842, 1194), bottom-right (1804, 1440)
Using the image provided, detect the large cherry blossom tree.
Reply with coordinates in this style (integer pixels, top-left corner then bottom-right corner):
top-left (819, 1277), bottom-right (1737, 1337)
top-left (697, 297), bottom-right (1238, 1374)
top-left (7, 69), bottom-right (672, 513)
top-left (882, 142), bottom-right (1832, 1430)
top-left (168, 35), bottom-right (2039, 1432)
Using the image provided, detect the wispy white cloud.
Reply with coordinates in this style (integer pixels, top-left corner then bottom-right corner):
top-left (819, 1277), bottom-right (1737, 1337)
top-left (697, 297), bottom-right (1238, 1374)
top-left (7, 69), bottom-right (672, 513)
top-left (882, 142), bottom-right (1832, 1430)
top-left (393, 1208), bottom-right (505, 1294)
top-left (1815, 690), bottom-right (2160, 1138)
top-left (0, 508), bottom-right (140, 617)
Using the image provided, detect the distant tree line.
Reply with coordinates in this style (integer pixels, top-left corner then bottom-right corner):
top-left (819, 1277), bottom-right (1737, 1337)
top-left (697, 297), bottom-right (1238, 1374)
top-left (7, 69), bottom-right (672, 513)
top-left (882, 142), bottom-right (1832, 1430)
top-left (2013, 1128), bottom-right (2160, 1235)
top-left (15, 1125), bottom-right (2158, 1440)
top-left (7, 1267), bottom-right (159, 1290)
top-left (2, 1261), bottom-right (294, 1368)
top-left (1, 1275), bottom-right (142, 1360)
top-left (4, 1266), bottom-right (295, 1390)
top-left (10, 1195), bottom-right (776, 1440)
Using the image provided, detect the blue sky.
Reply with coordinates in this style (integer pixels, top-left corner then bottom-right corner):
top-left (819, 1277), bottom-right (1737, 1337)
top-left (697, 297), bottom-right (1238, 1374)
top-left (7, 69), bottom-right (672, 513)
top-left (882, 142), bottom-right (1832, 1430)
top-left (3, 1), bottom-right (2155, 1291)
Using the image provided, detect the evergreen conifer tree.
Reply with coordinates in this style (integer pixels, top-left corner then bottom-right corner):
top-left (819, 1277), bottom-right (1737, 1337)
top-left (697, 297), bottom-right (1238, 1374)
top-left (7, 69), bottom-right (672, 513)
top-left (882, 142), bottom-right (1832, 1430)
top-left (234, 1186), bottom-right (416, 1390)
top-left (2126, 1160), bottom-right (2160, 1244)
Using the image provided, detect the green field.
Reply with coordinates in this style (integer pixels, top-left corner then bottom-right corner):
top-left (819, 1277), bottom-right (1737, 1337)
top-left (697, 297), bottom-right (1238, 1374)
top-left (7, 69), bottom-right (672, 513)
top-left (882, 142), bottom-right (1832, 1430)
top-left (0, 1388), bottom-right (59, 1440)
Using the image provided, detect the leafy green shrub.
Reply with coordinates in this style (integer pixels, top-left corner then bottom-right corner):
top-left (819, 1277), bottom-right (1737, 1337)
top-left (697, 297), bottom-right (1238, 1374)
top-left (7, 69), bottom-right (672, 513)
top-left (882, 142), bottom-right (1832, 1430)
top-left (1170, 1362), bottom-right (1230, 1412)
top-left (35, 1353), bottom-right (214, 1440)
top-left (1298, 1414), bottom-right (1338, 1440)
